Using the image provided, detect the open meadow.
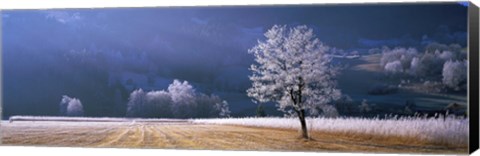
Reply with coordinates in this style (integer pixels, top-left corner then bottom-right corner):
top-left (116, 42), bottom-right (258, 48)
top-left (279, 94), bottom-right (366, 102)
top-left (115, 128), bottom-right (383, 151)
top-left (0, 116), bottom-right (468, 154)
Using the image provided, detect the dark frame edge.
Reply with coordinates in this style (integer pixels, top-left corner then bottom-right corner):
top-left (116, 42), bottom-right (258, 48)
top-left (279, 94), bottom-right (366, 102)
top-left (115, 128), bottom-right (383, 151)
top-left (0, 10), bottom-right (3, 145)
top-left (469, 1), bottom-right (480, 154)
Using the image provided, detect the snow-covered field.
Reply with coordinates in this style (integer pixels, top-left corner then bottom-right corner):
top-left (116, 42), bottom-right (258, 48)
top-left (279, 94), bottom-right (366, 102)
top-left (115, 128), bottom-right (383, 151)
top-left (193, 116), bottom-right (468, 146)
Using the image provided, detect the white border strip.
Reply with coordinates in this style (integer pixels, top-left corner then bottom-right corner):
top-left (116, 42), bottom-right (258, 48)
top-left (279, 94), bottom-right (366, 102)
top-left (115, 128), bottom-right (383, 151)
top-left (0, 0), bottom-right (466, 10)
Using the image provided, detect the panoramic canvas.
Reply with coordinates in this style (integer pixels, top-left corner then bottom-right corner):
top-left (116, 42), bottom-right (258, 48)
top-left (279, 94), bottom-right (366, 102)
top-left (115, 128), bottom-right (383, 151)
top-left (0, 2), bottom-right (472, 154)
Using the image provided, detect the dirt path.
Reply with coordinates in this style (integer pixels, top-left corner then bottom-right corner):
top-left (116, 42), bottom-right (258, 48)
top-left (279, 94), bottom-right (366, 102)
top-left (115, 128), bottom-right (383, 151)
top-left (0, 121), bottom-right (467, 154)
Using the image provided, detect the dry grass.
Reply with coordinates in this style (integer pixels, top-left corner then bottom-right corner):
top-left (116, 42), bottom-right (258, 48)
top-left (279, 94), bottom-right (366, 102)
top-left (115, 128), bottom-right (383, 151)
top-left (0, 121), bottom-right (467, 154)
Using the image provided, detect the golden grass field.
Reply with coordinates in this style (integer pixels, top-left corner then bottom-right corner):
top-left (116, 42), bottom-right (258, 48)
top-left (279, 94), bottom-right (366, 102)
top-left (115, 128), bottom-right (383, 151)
top-left (0, 121), bottom-right (467, 154)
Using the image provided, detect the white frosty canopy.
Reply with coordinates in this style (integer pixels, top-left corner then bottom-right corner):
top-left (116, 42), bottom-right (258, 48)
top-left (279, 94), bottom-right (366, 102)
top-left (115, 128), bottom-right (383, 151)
top-left (247, 25), bottom-right (341, 115)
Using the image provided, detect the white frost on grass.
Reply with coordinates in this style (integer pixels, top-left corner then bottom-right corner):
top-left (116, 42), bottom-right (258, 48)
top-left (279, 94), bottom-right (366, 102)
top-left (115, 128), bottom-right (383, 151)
top-left (193, 117), bottom-right (468, 146)
top-left (5, 116), bottom-right (468, 147)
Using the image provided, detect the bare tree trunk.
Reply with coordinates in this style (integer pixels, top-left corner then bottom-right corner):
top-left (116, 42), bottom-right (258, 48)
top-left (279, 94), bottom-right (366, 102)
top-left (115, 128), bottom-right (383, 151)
top-left (297, 109), bottom-right (308, 139)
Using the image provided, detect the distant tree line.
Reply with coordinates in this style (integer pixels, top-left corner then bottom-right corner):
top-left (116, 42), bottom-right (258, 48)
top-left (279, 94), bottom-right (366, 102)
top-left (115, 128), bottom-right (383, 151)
top-left (126, 80), bottom-right (230, 118)
top-left (373, 43), bottom-right (467, 91)
top-left (59, 80), bottom-right (230, 119)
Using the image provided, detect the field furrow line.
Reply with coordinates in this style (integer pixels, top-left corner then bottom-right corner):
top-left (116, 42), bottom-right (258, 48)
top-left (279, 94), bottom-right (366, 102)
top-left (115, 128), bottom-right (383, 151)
top-left (151, 126), bottom-right (178, 148)
top-left (141, 125), bottom-right (153, 147)
top-left (131, 125), bottom-right (146, 147)
top-left (97, 125), bottom-right (133, 147)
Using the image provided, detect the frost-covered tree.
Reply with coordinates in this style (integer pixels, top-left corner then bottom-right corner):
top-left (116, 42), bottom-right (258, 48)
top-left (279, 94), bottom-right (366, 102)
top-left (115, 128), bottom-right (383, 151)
top-left (384, 60), bottom-right (403, 74)
top-left (67, 98), bottom-right (84, 116)
top-left (168, 79), bottom-right (197, 118)
top-left (216, 100), bottom-right (231, 118)
top-left (416, 52), bottom-right (444, 76)
top-left (60, 95), bottom-right (84, 116)
top-left (247, 25), bottom-right (341, 139)
top-left (59, 95), bottom-right (71, 116)
top-left (195, 94), bottom-right (223, 118)
top-left (439, 51), bottom-right (455, 61)
top-left (126, 89), bottom-right (147, 117)
top-left (197, 95), bottom-right (231, 118)
top-left (442, 60), bottom-right (467, 90)
top-left (409, 57), bottom-right (421, 76)
top-left (145, 90), bottom-right (172, 118)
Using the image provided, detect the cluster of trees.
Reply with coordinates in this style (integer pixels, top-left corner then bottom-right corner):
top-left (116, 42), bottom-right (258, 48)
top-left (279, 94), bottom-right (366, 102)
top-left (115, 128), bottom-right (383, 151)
top-left (59, 95), bottom-right (84, 116)
top-left (380, 47), bottom-right (419, 75)
top-left (376, 43), bottom-right (467, 91)
top-left (58, 80), bottom-right (231, 118)
top-left (126, 80), bottom-right (231, 118)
